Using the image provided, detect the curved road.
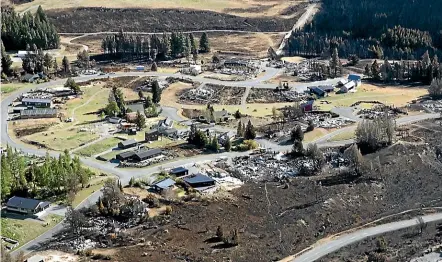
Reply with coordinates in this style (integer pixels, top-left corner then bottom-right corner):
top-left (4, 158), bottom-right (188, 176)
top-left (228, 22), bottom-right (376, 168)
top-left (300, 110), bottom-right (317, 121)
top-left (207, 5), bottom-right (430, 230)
top-left (284, 212), bottom-right (442, 262)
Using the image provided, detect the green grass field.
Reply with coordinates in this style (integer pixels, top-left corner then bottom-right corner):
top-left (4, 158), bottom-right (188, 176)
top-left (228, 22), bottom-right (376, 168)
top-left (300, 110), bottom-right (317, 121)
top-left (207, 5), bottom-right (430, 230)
top-left (75, 137), bottom-right (121, 157)
top-left (329, 128), bottom-right (356, 142)
top-left (1, 214), bottom-right (63, 250)
top-left (1, 83), bottom-right (30, 100)
top-left (25, 128), bottom-right (100, 151)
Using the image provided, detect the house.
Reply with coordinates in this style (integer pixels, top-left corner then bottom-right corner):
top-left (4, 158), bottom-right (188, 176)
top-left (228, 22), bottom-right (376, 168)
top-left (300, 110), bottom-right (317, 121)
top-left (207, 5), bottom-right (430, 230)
top-left (126, 103), bottom-right (145, 115)
top-left (116, 151), bottom-right (136, 161)
top-left (169, 167), bottom-right (189, 177)
top-left (145, 129), bottom-right (159, 142)
top-left (348, 74), bottom-right (362, 87)
top-left (308, 87), bottom-right (327, 97)
top-left (26, 255), bottom-right (45, 262)
top-left (118, 139), bottom-right (138, 149)
top-left (318, 85), bottom-right (335, 93)
top-left (213, 110), bottom-right (230, 122)
top-left (22, 97), bottom-right (52, 108)
top-left (301, 100), bottom-right (314, 112)
top-left (6, 196), bottom-right (50, 215)
top-left (133, 148), bottom-right (163, 161)
top-left (20, 108), bottom-right (58, 119)
top-left (21, 74), bottom-right (40, 83)
top-left (157, 117), bottom-right (174, 130)
top-left (161, 128), bottom-right (178, 139)
top-left (120, 123), bottom-right (137, 132)
top-left (151, 178), bottom-right (176, 192)
top-left (108, 117), bottom-right (122, 124)
top-left (183, 173), bottom-right (216, 189)
top-left (340, 81), bottom-right (356, 93)
top-left (337, 78), bottom-right (348, 86)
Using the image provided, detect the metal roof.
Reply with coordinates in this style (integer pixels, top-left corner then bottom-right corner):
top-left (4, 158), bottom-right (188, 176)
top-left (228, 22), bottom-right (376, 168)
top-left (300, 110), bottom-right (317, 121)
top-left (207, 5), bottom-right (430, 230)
top-left (152, 178), bottom-right (176, 190)
top-left (134, 148), bottom-right (163, 160)
top-left (20, 108), bottom-right (57, 116)
top-left (6, 196), bottom-right (49, 210)
top-left (348, 74), bottom-right (361, 81)
top-left (116, 151), bottom-right (136, 159)
top-left (22, 97), bottom-right (52, 104)
top-left (119, 139), bottom-right (137, 147)
top-left (183, 173), bottom-right (215, 185)
top-left (170, 166), bottom-right (188, 174)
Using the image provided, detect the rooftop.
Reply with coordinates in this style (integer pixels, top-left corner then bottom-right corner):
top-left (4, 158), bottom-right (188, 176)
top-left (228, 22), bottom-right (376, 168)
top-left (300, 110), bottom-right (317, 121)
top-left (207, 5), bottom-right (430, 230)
top-left (22, 97), bottom-right (52, 104)
top-left (119, 139), bottom-right (137, 147)
top-left (183, 173), bottom-right (215, 185)
top-left (6, 196), bottom-right (50, 210)
top-left (134, 148), bottom-right (163, 159)
top-left (20, 108), bottom-right (57, 116)
top-left (117, 151), bottom-right (136, 159)
top-left (170, 166), bottom-right (188, 174)
top-left (152, 178), bottom-right (176, 190)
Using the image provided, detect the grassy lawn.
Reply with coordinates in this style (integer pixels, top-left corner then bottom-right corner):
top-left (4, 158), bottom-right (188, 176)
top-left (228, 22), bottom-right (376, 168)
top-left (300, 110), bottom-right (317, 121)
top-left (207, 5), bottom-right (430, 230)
top-left (24, 128), bottom-right (100, 151)
top-left (75, 137), bottom-right (121, 157)
top-left (317, 84), bottom-right (427, 109)
top-left (1, 214), bottom-right (63, 250)
top-left (304, 128), bottom-right (332, 142)
top-left (1, 83), bottom-right (31, 100)
top-left (329, 128), bottom-right (356, 142)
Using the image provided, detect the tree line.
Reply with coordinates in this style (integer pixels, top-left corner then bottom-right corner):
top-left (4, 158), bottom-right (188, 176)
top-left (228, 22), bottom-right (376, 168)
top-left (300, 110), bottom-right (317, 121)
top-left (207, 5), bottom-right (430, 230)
top-left (1, 147), bottom-right (93, 202)
top-left (287, 0), bottom-right (442, 61)
top-left (1, 6), bottom-right (59, 51)
top-left (101, 30), bottom-right (210, 62)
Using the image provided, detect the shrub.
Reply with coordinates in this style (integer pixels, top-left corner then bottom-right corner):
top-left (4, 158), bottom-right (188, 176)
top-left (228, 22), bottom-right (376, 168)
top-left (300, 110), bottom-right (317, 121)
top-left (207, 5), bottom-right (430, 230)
top-left (165, 206), bottom-right (173, 215)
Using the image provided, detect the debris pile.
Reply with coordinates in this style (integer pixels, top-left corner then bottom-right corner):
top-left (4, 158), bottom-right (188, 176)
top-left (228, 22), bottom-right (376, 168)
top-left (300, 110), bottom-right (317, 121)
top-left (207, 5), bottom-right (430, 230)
top-left (179, 84), bottom-right (245, 105)
top-left (247, 88), bottom-right (308, 103)
top-left (357, 104), bottom-right (407, 119)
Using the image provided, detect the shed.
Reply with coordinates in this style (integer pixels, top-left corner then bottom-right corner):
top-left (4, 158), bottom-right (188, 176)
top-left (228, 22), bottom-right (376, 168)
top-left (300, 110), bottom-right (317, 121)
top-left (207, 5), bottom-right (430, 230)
top-left (116, 151), bottom-right (136, 161)
top-left (6, 196), bottom-right (50, 215)
top-left (133, 148), bottom-right (163, 161)
top-left (348, 74), bottom-right (362, 86)
top-left (340, 81), bottom-right (356, 93)
top-left (309, 87), bottom-right (327, 97)
top-left (118, 139), bottom-right (138, 149)
top-left (301, 100), bottom-right (314, 112)
top-left (183, 173), bottom-right (216, 188)
top-left (145, 129), bottom-right (159, 142)
top-left (108, 117), bottom-right (122, 124)
top-left (151, 178), bottom-right (176, 192)
top-left (21, 74), bottom-right (39, 83)
top-left (170, 167), bottom-right (189, 177)
top-left (318, 85), bottom-right (335, 93)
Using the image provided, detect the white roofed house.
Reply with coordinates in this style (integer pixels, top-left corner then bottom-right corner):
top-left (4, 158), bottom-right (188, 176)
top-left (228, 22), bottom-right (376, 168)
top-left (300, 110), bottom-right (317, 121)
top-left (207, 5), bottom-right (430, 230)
top-left (340, 81), bottom-right (356, 93)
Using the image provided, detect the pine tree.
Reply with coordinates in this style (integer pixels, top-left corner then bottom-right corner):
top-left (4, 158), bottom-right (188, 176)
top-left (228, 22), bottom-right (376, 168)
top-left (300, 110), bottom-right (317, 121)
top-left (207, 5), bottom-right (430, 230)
top-left (330, 48), bottom-right (341, 77)
top-left (43, 53), bottom-right (53, 72)
top-left (223, 138), bottom-right (232, 152)
top-left (62, 56), bottom-right (70, 73)
top-left (135, 110), bottom-right (146, 129)
top-left (152, 80), bottom-right (162, 103)
top-left (65, 77), bottom-right (81, 94)
top-left (364, 64), bottom-right (371, 77)
top-left (244, 120), bottom-right (256, 140)
top-left (237, 121), bottom-right (243, 137)
top-left (138, 90), bottom-right (144, 100)
top-left (53, 58), bottom-right (59, 73)
top-left (371, 60), bottom-right (381, 81)
top-left (199, 32), bottom-right (210, 53)
top-left (291, 125), bottom-right (304, 141)
top-left (151, 62), bottom-right (158, 71)
top-left (1, 41), bottom-right (13, 76)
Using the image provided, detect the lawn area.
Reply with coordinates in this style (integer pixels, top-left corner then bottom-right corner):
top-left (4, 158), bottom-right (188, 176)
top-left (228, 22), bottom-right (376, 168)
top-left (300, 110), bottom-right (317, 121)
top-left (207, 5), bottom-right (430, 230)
top-left (304, 128), bottom-right (332, 142)
top-left (1, 83), bottom-right (31, 100)
top-left (214, 103), bottom-right (293, 118)
top-left (23, 127), bottom-right (100, 151)
top-left (328, 128), bottom-right (356, 142)
top-left (317, 84), bottom-right (427, 110)
top-left (75, 137), bottom-right (122, 157)
top-left (72, 177), bottom-right (109, 207)
top-left (1, 214), bottom-right (63, 250)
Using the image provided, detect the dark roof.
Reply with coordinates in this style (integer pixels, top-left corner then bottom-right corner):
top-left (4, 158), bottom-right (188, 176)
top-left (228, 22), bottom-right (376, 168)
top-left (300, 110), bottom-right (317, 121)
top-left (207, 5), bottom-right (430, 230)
top-left (20, 108), bottom-right (57, 116)
top-left (152, 178), bottom-right (176, 190)
top-left (183, 173), bottom-right (215, 185)
top-left (309, 87), bottom-right (326, 96)
top-left (119, 139), bottom-right (137, 147)
top-left (146, 129), bottom-right (159, 135)
top-left (126, 103), bottom-right (145, 114)
top-left (134, 148), bottom-right (163, 159)
top-left (348, 74), bottom-right (361, 81)
top-left (116, 151), bottom-right (136, 159)
top-left (6, 196), bottom-right (49, 210)
top-left (224, 60), bottom-right (247, 66)
top-left (170, 167), bottom-right (188, 174)
top-left (22, 97), bottom-right (52, 104)
top-left (318, 85), bottom-right (334, 91)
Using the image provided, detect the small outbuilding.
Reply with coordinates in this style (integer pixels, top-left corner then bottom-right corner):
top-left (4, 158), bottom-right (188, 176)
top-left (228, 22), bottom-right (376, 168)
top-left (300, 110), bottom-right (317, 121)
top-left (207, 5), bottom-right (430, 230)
top-left (348, 74), bottom-right (362, 87)
top-left (151, 178), bottom-right (176, 192)
top-left (108, 117), bottom-right (122, 124)
top-left (118, 139), bottom-right (138, 149)
top-left (308, 87), bottom-right (327, 97)
top-left (145, 129), bottom-right (159, 142)
top-left (169, 167), bottom-right (189, 177)
top-left (6, 196), bottom-right (50, 215)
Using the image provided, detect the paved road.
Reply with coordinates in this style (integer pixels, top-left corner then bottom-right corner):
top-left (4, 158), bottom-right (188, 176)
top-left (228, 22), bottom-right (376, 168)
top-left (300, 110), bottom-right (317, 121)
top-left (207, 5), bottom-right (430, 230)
top-left (284, 212), bottom-right (442, 262)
